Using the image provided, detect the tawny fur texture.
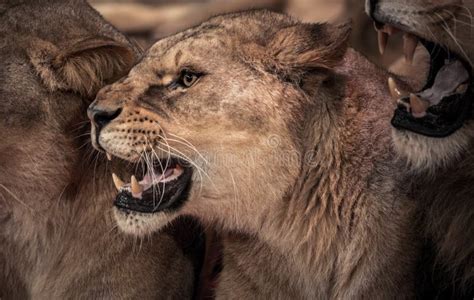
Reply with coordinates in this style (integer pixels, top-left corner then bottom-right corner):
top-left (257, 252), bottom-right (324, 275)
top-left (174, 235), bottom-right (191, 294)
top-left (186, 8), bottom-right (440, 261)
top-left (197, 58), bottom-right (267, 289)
top-left (369, 0), bottom-right (474, 296)
top-left (0, 0), bottom-right (197, 298)
top-left (89, 11), bottom-right (420, 298)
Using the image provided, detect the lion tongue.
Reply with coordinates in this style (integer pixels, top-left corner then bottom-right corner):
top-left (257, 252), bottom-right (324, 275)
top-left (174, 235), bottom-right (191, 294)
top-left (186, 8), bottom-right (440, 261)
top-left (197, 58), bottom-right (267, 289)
top-left (161, 168), bottom-right (174, 179)
top-left (417, 60), bottom-right (469, 106)
top-left (111, 166), bottom-right (179, 199)
top-left (134, 167), bottom-right (179, 196)
top-left (136, 169), bottom-right (170, 189)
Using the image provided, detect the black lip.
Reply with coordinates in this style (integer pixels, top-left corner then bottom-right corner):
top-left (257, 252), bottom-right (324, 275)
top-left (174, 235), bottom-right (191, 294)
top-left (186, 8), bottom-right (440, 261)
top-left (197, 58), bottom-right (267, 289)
top-left (114, 165), bottom-right (193, 214)
top-left (392, 92), bottom-right (473, 138)
top-left (391, 40), bottom-right (473, 138)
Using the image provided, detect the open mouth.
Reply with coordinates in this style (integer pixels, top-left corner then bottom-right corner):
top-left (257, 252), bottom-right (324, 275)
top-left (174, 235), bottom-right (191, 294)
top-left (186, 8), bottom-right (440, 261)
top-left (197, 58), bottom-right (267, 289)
top-left (110, 156), bottom-right (193, 214)
top-left (374, 21), bottom-right (473, 138)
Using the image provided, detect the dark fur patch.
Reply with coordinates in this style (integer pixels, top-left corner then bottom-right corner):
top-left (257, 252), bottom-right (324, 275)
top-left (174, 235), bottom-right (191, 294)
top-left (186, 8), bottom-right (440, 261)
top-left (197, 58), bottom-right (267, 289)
top-left (174, 50), bottom-right (183, 67)
top-left (137, 88), bottom-right (171, 119)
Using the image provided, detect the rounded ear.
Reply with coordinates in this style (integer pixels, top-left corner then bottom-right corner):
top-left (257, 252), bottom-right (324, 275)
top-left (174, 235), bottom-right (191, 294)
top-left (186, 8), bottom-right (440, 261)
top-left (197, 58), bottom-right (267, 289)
top-left (28, 37), bottom-right (136, 97)
top-left (265, 22), bottom-right (351, 81)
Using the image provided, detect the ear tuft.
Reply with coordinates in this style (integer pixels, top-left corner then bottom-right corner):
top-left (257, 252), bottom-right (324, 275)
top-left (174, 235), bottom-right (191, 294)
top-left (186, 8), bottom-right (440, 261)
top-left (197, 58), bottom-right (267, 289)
top-left (29, 37), bottom-right (135, 97)
top-left (266, 22), bottom-right (351, 80)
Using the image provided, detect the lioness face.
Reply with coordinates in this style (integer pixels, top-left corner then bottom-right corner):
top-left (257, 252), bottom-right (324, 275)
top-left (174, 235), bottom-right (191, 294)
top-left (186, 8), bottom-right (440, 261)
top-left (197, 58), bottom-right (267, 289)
top-left (366, 0), bottom-right (474, 170)
top-left (89, 11), bottom-right (349, 235)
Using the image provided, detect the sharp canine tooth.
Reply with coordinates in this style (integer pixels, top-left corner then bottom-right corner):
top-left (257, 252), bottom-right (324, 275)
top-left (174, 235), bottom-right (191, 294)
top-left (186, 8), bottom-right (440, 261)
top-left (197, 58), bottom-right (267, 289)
top-left (385, 25), bottom-right (397, 35)
top-left (374, 22), bottom-right (399, 35)
top-left (403, 33), bottom-right (418, 65)
top-left (456, 83), bottom-right (468, 94)
top-left (112, 173), bottom-right (125, 191)
top-left (410, 93), bottom-right (430, 118)
top-left (388, 77), bottom-right (400, 97)
top-left (106, 153), bottom-right (112, 161)
top-left (388, 77), bottom-right (406, 103)
top-left (373, 21), bottom-right (383, 31)
top-left (378, 31), bottom-right (389, 55)
top-left (131, 175), bottom-right (143, 195)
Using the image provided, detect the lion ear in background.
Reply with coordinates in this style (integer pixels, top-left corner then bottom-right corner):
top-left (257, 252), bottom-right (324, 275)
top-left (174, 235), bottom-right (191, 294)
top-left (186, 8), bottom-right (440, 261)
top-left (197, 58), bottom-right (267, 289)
top-left (266, 22), bottom-right (351, 81)
top-left (28, 37), bottom-right (135, 97)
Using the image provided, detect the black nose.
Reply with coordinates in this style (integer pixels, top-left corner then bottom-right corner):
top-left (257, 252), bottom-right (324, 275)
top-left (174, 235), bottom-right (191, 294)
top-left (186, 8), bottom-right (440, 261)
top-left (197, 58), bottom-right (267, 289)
top-left (88, 107), bottom-right (122, 132)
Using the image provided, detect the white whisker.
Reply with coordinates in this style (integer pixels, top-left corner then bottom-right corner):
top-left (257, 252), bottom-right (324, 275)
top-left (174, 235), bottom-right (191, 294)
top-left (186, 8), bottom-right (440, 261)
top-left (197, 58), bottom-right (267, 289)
top-left (0, 183), bottom-right (37, 214)
top-left (167, 133), bottom-right (209, 164)
top-left (156, 136), bottom-right (205, 174)
top-left (155, 143), bottom-right (217, 192)
top-left (149, 145), bottom-right (169, 207)
top-left (436, 12), bottom-right (472, 66)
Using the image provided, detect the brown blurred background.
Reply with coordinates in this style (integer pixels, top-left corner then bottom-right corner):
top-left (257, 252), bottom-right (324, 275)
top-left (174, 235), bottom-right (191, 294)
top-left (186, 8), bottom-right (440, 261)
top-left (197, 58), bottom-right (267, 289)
top-left (88, 0), bottom-right (405, 69)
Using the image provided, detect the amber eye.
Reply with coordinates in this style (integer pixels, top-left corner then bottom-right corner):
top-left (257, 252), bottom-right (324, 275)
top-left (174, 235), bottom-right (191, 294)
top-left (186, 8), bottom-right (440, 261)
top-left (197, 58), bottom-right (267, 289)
top-left (180, 70), bottom-right (199, 88)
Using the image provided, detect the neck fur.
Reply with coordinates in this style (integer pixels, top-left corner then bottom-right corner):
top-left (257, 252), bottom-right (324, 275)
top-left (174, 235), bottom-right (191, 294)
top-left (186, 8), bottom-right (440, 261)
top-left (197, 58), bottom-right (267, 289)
top-left (1, 141), bottom-right (120, 283)
top-left (260, 49), bottom-right (396, 271)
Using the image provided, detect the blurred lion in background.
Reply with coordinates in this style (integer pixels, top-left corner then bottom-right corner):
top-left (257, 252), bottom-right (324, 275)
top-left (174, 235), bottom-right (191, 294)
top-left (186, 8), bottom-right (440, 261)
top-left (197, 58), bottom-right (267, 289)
top-left (367, 0), bottom-right (474, 297)
top-left (0, 0), bottom-right (200, 298)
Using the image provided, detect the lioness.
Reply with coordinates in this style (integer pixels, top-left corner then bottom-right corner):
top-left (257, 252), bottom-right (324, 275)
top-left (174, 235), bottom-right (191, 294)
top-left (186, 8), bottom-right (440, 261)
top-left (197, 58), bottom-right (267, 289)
top-left (0, 0), bottom-right (198, 298)
top-left (367, 0), bottom-right (474, 297)
top-left (89, 10), bottom-right (419, 298)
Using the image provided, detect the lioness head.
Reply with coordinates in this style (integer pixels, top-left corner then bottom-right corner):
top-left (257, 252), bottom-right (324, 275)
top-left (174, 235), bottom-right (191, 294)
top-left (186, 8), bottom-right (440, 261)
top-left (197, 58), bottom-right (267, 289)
top-left (89, 10), bottom-right (350, 236)
top-left (366, 0), bottom-right (474, 170)
top-left (0, 0), bottom-right (135, 217)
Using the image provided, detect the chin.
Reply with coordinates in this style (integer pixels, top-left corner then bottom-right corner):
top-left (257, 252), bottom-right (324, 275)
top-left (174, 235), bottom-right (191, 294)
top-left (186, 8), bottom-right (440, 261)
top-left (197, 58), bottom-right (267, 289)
top-left (114, 208), bottom-right (179, 237)
top-left (391, 124), bottom-right (474, 173)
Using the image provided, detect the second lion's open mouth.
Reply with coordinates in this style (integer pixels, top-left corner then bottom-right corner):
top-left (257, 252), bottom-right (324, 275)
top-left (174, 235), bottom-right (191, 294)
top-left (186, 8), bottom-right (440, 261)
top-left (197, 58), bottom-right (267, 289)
top-left (110, 156), bottom-right (193, 214)
top-left (373, 20), bottom-right (473, 138)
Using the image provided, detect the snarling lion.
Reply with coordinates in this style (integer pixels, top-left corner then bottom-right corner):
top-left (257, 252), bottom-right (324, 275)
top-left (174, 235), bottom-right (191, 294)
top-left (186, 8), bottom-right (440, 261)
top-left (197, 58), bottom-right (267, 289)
top-left (0, 0), bottom-right (199, 298)
top-left (89, 10), bottom-right (419, 298)
top-left (367, 0), bottom-right (474, 297)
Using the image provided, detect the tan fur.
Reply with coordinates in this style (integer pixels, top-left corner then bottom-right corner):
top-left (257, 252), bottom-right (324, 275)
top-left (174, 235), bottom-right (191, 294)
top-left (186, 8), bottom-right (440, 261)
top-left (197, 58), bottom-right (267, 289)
top-left (90, 11), bottom-right (419, 298)
top-left (0, 0), bottom-right (196, 298)
top-left (369, 0), bottom-right (474, 296)
top-left (392, 126), bottom-right (474, 172)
